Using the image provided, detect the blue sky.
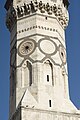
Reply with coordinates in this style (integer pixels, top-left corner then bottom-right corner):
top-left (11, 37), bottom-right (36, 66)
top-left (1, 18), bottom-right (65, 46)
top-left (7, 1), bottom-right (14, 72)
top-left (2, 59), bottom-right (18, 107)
top-left (0, 0), bottom-right (80, 120)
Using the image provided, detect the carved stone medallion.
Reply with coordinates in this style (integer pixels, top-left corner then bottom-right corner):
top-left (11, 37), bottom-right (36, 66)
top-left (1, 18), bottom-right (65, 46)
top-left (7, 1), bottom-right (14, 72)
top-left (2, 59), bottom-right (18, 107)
top-left (39, 39), bottom-right (57, 55)
top-left (59, 45), bottom-right (66, 63)
top-left (18, 40), bottom-right (35, 57)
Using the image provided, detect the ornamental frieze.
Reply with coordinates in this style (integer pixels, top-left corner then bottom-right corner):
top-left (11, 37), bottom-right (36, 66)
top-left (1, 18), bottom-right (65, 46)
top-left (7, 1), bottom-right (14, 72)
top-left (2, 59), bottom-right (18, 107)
top-left (6, 0), bottom-right (69, 31)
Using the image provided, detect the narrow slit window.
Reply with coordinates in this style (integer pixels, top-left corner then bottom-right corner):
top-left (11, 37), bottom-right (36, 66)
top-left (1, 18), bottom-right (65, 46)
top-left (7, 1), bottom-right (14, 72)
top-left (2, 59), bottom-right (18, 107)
top-left (45, 16), bottom-right (47, 20)
top-left (49, 100), bottom-right (51, 107)
top-left (47, 75), bottom-right (49, 82)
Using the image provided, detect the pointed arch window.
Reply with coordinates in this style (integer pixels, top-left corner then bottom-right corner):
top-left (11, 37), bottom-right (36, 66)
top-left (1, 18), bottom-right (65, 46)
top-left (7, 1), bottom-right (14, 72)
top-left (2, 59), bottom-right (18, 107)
top-left (22, 61), bottom-right (32, 87)
top-left (44, 60), bottom-right (54, 86)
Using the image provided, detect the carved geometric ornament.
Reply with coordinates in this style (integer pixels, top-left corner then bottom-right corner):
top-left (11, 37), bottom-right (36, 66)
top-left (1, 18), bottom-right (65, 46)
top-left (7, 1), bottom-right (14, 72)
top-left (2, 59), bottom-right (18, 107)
top-left (18, 40), bottom-right (35, 57)
top-left (59, 45), bottom-right (66, 63)
top-left (6, 0), bottom-right (69, 30)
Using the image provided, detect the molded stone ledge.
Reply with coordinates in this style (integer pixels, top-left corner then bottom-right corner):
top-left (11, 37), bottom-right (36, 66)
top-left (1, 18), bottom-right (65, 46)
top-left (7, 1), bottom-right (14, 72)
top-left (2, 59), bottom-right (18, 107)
top-left (21, 107), bottom-right (80, 120)
top-left (9, 106), bottom-right (80, 120)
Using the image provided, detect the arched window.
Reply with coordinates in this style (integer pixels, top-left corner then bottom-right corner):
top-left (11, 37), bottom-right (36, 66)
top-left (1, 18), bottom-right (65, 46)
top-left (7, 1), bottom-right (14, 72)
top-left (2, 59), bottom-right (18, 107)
top-left (44, 60), bottom-right (54, 86)
top-left (22, 61), bottom-right (32, 87)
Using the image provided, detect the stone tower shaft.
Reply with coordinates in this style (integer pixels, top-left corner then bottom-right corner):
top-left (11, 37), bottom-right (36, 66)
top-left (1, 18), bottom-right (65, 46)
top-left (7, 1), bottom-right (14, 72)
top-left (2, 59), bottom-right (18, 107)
top-left (5, 0), bottom-right (80, 120)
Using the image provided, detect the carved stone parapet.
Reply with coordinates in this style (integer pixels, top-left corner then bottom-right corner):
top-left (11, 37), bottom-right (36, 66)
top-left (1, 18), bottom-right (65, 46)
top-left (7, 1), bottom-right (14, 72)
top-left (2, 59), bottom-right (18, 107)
top-left (6, 0), bottom-right (69, 30)
top-left (15, 1), bottom-right (69, 28)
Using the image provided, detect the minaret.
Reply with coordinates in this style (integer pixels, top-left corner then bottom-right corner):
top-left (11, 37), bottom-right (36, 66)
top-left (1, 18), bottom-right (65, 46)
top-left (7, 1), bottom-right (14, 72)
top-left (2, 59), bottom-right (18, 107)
top-left (5, 0), bottom-right (80, 120)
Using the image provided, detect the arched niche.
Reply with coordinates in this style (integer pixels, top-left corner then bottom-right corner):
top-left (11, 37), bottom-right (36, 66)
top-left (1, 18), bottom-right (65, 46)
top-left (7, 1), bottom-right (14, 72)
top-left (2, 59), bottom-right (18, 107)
top-left (22, 60), bottom-right (32, 87)
top-left (43, 60), bottom-right (54, 86)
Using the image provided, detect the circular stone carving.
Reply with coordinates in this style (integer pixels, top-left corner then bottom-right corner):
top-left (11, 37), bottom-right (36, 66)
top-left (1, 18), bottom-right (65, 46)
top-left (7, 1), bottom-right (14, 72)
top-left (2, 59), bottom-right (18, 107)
top-left (18, 40), bottom-right (35, 57)
top-left (40, 40), bottom-right (56, 55)
top-left (59, 46), bottom-right (66, 63)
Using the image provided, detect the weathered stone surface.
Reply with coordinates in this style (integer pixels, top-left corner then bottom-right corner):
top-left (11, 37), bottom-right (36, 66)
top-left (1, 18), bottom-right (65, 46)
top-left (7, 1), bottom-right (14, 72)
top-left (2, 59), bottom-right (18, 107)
top-left (5, 0), bottom-right (80, 120)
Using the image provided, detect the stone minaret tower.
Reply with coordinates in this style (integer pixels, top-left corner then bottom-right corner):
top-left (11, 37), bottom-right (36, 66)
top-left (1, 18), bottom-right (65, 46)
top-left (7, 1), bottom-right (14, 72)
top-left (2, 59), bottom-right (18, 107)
top-left (5, 0), bottom-right (80, 120)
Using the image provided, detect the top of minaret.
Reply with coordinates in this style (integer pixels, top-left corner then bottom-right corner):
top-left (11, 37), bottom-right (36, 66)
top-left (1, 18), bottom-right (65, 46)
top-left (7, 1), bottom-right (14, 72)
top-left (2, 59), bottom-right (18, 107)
top-left (5, 0), bottom-right (70, 31)
top-left (5, 0), bottom-right (70, 10)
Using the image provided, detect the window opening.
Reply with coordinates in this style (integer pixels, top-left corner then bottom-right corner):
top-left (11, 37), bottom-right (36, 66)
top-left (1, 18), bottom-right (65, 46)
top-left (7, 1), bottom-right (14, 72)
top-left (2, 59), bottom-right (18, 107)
top-left (61, 52), bottom-right (64, 57)
top-left (45, 16), bottom-right (47, 20)
top-left (47, 75), bottom-right (49, 82)
top-left (49, 100), bottom-right (51, 107)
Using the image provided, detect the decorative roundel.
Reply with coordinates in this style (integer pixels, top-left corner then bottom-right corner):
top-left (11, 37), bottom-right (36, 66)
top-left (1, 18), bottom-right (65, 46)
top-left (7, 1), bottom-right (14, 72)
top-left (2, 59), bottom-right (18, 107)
top-left (39, 39), bottom-right (57, 55)
top-left (18, 40), bottom-right (35, 57)
top-left (59, 46), bottom-right (66, 63)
